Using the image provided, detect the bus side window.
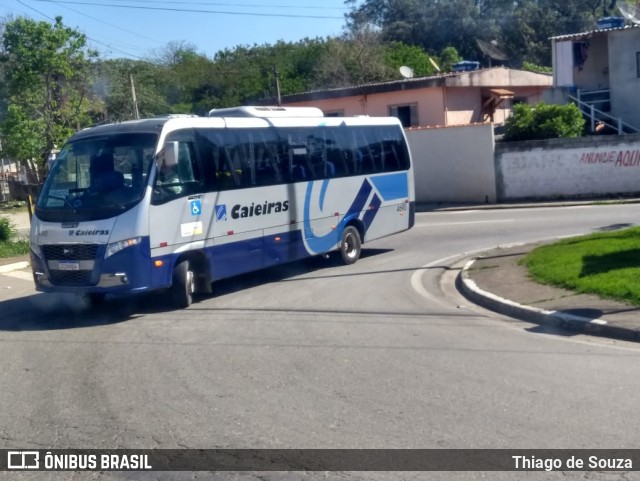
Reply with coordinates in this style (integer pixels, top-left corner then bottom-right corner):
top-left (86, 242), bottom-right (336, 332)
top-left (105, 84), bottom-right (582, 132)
top-left (195, 144), bottom-right (218, 192)
top-left (222, 147), bottom-right (244, 189)
top-left (177, 142), bottom-right (203, 194)
top-left (195, 128), bottom-right (229, 191)
top-left (153, 136), bottom-right (203, 203)
top-left (255, 151), bottom-right (281, 186)
top-left (254, 132), bottom-right (283, 186)
top-left (358, 136), bottom-right (376, 173)
top-left (327, 148), bottom-right (346, 176)
top-left (288, 144), bottom-right (309, 182)
top-left (382, 140), bottom-right (400, 172)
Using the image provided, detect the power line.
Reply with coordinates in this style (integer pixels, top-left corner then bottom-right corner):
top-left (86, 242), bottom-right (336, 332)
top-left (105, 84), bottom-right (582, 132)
top-left (48, 0), bottom-right (161, 45)
top-left (15, 0), bottom-right (146, 59)
top-left (101, 0), bottom-right (348, 11)
top-left (14, 0), bottom-right (55, 21)
top-left (26, 0), bottom-right (345, 19)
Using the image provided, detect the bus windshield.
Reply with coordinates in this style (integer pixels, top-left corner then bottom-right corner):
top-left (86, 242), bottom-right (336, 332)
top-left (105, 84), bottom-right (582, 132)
top-left (36, 132), bottom-right (157, 222)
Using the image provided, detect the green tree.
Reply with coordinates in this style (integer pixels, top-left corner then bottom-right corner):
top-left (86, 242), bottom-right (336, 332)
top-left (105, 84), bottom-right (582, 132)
top-left (346, 0), bottom-right (486, 62)
top-left (96, 58), bottom-right (169, 121)
top-left (438, 46), bottom-right (462, 72)
top-left (0, 16), bottom-right (97, 180)
top-left (384, 42), bottom-right (438, 77)
top-left (346, 0), bottom-right (618, 69)
top-left (313, 28), bottom-right (392, 88)
top-left (152, 41), bottom-right (216, 114)
top-left (209, 39), bottom-right (332, 106)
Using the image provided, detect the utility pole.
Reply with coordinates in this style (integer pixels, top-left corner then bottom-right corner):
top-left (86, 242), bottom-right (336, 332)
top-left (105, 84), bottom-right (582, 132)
top-left (273, 65), bottom-right (282, 106)
top-left (130, 74), bottom-right (140, 119)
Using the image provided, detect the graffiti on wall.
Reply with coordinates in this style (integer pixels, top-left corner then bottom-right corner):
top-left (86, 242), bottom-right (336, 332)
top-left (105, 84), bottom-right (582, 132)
top-left (497, 140), bottom-right (640, 200)
top-left (580, 149), bottom-right (640, 167)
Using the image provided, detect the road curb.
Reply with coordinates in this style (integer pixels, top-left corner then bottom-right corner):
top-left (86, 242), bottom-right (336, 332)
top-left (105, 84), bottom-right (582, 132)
top-left (458, 258), bottom-right (640, 343)
top-left (416, 197), bottom-right (640, 212)
top-left (0, 261), bottom-right (29, 274)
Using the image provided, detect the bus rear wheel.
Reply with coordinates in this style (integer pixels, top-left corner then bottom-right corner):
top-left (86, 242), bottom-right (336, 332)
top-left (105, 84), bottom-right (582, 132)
top-left (340, 226), bottom-right (361, 265)
top-left (171, 260), bottom-right (195, 308)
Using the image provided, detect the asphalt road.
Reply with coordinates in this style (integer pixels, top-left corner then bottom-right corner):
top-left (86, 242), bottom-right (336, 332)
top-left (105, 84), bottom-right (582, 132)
top-left (2, 204), bottom-right (640, 481)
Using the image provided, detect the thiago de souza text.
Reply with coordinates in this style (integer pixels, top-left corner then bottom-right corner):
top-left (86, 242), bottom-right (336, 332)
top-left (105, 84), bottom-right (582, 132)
top-left (513, 454), bottom-right (632, 471)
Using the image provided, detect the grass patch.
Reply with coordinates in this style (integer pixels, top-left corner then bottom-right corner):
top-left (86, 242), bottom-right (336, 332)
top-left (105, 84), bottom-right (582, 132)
top-left (521, 227), bottom-right (640, 306)
top-left (0, 239), bottom-right (29, 258)
top-left (0, 216), bottom-right (29, 258)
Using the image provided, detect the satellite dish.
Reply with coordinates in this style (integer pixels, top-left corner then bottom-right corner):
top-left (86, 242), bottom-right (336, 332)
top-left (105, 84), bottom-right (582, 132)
top-left (399, 66), bottom-right (414, 78)
top-left (429, 57), bottom-right (441, 73)
top-left (476, 38), bottom-right (509, 61)
top-left (618, 0), bottom-right (640, 24)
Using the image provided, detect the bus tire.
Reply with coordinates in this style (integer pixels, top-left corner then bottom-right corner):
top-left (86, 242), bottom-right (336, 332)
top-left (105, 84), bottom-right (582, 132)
top-left (171, 260), bottom-right (195, 308)
top-left (340, 226), bottom-right (361, 265)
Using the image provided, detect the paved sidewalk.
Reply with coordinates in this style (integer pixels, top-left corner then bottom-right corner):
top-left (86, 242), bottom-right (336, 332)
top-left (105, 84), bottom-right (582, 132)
top-left (0, 210), bottom-right (33, 302)
top-left (459, 242), bottom-right (640, 342)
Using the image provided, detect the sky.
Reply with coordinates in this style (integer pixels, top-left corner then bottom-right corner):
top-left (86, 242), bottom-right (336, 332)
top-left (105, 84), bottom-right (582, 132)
top-left (1, 0), bottom-right (351, 60)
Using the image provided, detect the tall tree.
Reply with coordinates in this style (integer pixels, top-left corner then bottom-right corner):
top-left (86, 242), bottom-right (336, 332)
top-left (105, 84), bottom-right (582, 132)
top-left (152, 41), bottom-right (214, 114)
top-left (344, 0), bottom-right (622, 68)
top-left (96, 58), bottom-right (169, 121)
top-left (0, 16), bottom-right (97, 180)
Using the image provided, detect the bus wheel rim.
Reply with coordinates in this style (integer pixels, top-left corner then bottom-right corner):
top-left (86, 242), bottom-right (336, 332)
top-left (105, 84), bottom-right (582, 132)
top-left (344, 232), bottom-right (357, 259)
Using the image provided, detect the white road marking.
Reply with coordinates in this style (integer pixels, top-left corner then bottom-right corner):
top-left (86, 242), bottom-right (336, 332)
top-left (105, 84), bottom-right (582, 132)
top-left (410, 250), bottom-right (486, 304)
top-left (415, 219), bottom-right (515, 227)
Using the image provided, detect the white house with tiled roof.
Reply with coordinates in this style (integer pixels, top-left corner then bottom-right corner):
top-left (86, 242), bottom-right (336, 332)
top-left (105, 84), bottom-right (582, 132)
top-left (549, 23), bottom-right (640, 133)
top-left (260, 67), bottom-right (552, 128)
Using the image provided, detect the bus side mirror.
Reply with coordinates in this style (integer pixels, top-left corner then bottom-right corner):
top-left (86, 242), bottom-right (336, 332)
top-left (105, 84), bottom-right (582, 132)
top-left (156, 141), bottom-right (179, 169)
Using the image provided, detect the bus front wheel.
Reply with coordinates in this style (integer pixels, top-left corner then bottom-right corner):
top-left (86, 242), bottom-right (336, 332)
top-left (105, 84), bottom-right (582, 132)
top-left (171, 260), bottom-right (195, 308)
top-left (340, 226), bottom-right (361, 265)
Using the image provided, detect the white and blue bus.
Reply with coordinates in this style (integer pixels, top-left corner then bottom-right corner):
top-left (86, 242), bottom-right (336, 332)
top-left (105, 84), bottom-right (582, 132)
top-left (30, 106), bottom-right (415, 308)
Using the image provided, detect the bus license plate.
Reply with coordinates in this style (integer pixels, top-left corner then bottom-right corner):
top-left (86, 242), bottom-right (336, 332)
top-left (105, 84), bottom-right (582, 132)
top-left (58, 262), bottom-right (80, 271)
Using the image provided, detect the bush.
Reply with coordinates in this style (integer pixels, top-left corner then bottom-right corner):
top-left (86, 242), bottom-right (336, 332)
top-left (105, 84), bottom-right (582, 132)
top-left (0, 218), bottom-right (14, 242)
top-left (521, 61), bottom-right (552, 74)
top-left (504, 102), bottom-right (585, 141)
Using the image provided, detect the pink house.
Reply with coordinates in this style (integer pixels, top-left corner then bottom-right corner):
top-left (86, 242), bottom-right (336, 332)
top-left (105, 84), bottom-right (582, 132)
top-left (267, 67), bottom-right (552, 128)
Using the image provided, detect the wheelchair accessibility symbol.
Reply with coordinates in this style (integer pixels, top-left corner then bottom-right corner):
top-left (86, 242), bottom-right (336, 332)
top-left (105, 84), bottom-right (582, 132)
top-left (190, 200), bottom-right (202, 216)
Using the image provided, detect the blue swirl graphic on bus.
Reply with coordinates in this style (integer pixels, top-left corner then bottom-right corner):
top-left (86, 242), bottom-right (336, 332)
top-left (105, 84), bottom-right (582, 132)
top-left (303, 173), bottom-right (408, 255)
top-left (303, 179), bottom-right (376, 254)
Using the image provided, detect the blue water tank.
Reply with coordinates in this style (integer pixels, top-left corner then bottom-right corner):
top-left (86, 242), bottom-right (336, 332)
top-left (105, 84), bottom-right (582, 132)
top-left (597, 17), bottom-right (625, 29)
top-left (452, 60), bottom-right (480, 72)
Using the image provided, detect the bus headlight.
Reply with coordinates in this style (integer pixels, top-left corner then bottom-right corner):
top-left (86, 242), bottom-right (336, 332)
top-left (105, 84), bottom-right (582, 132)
top-left (106, 237), bottom-right (142, 259)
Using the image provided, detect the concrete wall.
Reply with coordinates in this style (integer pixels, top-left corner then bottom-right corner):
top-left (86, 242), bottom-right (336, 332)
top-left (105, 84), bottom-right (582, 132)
top-left (406, 124), bottom-right (497, 203)
top-left (402, 123), bottom-right (640, 204)
top-left (495, 133), bottom-right (640, 201)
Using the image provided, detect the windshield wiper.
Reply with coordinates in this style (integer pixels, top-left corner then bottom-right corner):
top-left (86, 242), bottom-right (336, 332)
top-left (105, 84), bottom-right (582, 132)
top-left (42, 195), bottom-right (77, 213)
